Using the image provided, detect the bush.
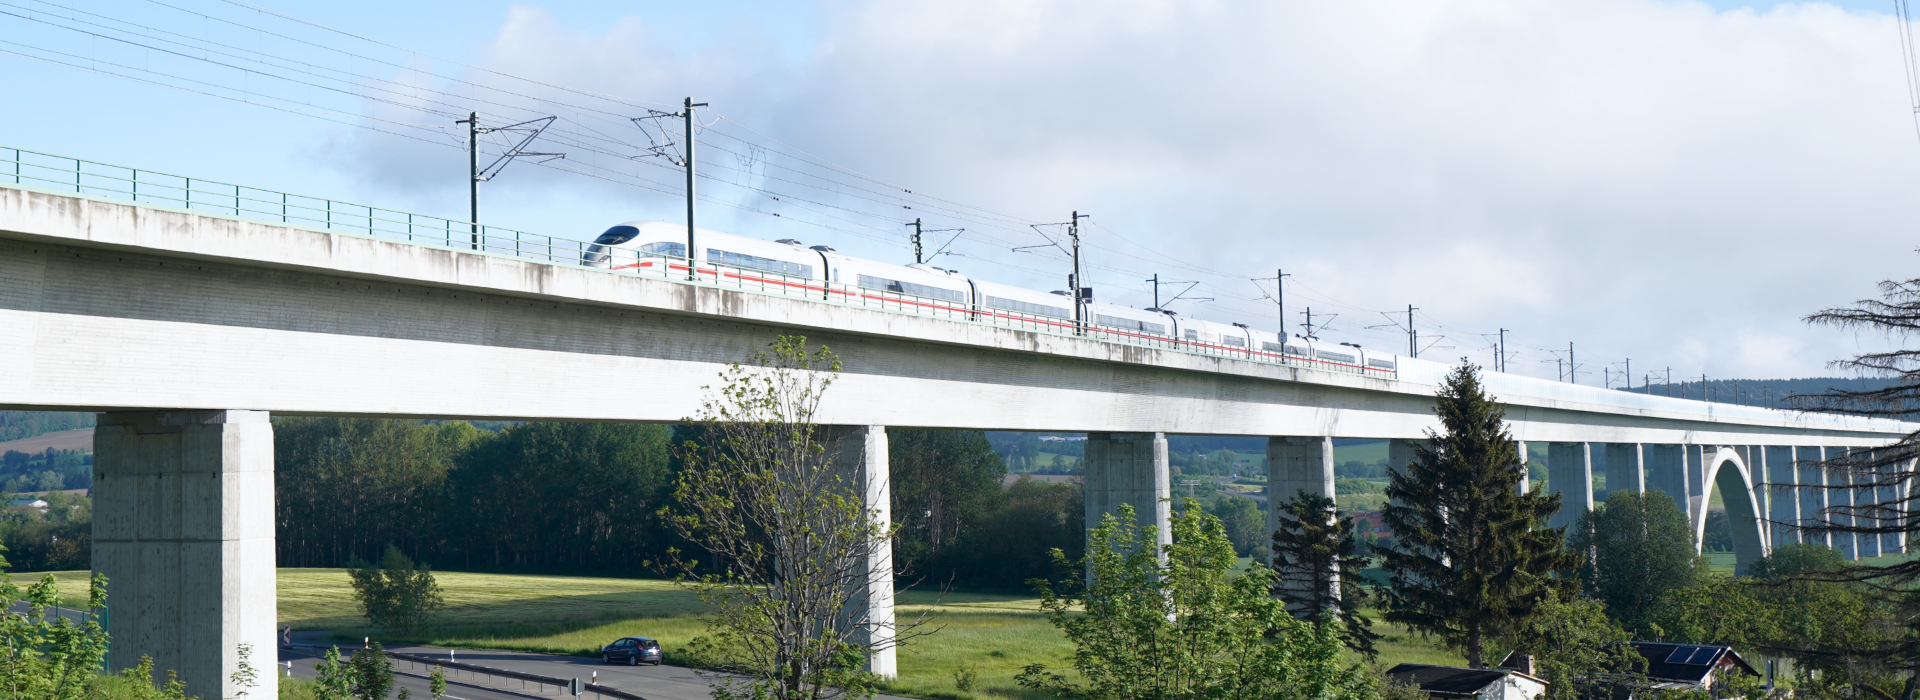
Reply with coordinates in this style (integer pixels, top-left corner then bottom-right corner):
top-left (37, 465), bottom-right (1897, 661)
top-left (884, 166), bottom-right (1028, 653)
top-left (347, 546), bottom-right (445, 635)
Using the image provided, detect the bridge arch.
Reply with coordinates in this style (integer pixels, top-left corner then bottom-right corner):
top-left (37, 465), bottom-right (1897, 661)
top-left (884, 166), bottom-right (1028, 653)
top-left (1697, 447), bottom-right (1770, 574)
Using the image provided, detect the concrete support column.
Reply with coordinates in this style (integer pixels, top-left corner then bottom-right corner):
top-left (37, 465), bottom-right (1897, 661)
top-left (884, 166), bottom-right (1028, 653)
top-left (1746, 447), bottom-right (1771, 548)
top-left (1832, 449), bottom-right (1859, 561)
top-left (1895, 459), bottom-right (1916, 555)
top-left (1268, 436), bottom-right (1337, 522)
top-left (828, 425), bottom-right (895, 678)
top-left (1546, 442), bottom-right (1593, 529)
top-left (1796, 447), bottom-right (1830, 549)
top-left (1087, 433), bottom-right (1172, 550)
top-left (1268, 435), bottom-right (1337, 607)
top-left (1684, 444), bottom-right (1709, 527)
top-left (1858, 450), bottom-right (1873, 560)
top-left (1764, 446), bottom-right (1800, 547)
top-left (93, 410), bottom-right (276, 699)
top-left (1517, 441), bottom-right (1531, 494)
top-left (1644, 444), bottom-right (1688, 519)
top-left (1606, 443), bottom-right (1645, 494)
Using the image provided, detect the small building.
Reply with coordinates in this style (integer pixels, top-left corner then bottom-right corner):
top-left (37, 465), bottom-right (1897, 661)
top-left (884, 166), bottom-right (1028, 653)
top-left (1495, 642), bottom-right (1759, 700)
top-left (1385, 663), bottom-right (1548, 700)
top-left (8, 498), bottom-right (49, 513)
top-left (1626, 642), bottom-right (1759, 692)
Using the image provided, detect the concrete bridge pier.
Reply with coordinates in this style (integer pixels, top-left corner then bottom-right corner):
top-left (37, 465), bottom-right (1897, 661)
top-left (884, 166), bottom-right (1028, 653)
top-left (93, 409), bottom-right (276, 700)
top-left (1267, 435), bottom-right (1336, 607)
top-left (827, 425), bottom-right (896, 678)
top-left (1085, 433), bottom-right (1172, 550)
top-left (1797, 447), bottom-right (1832, 549)
top-left (1546, 442), bottom-right (1594, 529)
top-left (1764, 446), bottom-right (1800, 547)
top-left (1604, 443), bottom-right (1645, 494)
top-left (1644, 444), bottom-right (1689, 516)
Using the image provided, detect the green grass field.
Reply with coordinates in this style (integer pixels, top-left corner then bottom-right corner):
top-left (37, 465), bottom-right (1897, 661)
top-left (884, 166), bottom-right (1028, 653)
top-left (24, 567), bottom-right (1460, 700)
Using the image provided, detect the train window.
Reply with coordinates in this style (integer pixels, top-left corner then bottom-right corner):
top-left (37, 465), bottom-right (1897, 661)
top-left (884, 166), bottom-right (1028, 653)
top-left (1222, 336), bottom-right (1246, 347)
top-left (1284, 345), bottom-right (1308, 356)
top-left (1184, 329), bottom-right (1199, 341)
top-left (988, 296), bottom-right (1071, 319)
top-left (857, 274), bottom-right (966, 303)
top-left (1262, 342), bottom-right (1283, 352)
top-left (708, 248), bottom-right (813, 277)
top-left (1315, 350), bottom-right (1357, 364)
top-left (1095, 314), bottom-right (1167, 335)
top-left (638, 241), bottom-right (687, 257)
top-left (593, 226), bottom-right (640, 245)
top-left (1368, 359), bottom-right (1397, 370)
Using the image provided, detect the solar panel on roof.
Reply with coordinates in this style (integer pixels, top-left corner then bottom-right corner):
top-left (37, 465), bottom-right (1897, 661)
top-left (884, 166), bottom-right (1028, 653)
top-left (1665, 646), bottom-right (1717, 665)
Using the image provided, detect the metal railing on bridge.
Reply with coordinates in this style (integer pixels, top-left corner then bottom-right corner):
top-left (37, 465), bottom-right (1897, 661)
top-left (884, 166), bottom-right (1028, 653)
top-left (0, 146), bottom-right (1392, 380)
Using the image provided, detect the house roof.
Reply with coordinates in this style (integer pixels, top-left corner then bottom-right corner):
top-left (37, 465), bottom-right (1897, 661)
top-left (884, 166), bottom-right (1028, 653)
top-left (1386, 664), bottom-right (1537, 698)
top-left (1630, 642), bottom-right (1758, 683)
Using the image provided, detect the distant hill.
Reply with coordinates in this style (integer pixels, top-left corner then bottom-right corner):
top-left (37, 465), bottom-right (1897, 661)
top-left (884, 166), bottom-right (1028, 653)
top-left (0, 428), bottom-right (94, 455)
top-left (0, 412), bottom-right (95, 445)
top-left (1625, 376), bottom-right (1902, 412)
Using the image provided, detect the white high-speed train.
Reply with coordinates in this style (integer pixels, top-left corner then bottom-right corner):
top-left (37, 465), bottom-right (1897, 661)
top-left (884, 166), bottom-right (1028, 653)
top-left (582, 220), bottom-right (1399, 378)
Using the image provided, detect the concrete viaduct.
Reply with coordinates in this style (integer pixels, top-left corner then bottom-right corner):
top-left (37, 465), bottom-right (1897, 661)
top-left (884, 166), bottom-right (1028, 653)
top-left (0, 183), bottom-right (1912, 697)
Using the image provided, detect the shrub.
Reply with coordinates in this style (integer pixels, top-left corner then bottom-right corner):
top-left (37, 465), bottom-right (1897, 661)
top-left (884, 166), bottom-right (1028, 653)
top-left (347, 546), bottom-right (445, 635)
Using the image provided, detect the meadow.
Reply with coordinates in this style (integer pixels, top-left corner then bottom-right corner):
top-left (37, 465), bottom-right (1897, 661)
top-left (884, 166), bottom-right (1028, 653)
top-left (19, 566), bottom-right (1463, 699)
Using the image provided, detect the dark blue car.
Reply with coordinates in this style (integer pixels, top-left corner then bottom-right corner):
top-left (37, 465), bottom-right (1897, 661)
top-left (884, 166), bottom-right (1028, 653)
top-left (601, 637), bottom-right (662, 666)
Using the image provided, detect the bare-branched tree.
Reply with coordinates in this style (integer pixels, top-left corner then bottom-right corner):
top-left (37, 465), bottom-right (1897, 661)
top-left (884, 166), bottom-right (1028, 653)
top-left (1796, 279), bottom-right (1920, 576)
top-left (660, 336), bottom-right (926, 700)
top-left (1787, 276), bottom-right (1920, 680)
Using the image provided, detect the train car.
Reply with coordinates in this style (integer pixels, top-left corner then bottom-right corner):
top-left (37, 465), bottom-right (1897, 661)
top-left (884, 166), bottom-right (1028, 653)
top-left (1249, 327), bottom-right (1287, 363)
top-left (974, 278), bottom-right (1079, 334)
top-left (582, 221), bottom-right (825, 300)
top-left (583, 219), bottom-right (1398, 379)
top-left (1175, 317), bottom-right (1255, 357)
top-left (1086, 301), bottom-right (1175, 345)
top-left (817, 251), bottom-right (974, 319)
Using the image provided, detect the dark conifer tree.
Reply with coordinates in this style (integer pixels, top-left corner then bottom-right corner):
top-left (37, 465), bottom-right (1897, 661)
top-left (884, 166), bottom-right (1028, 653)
top-left (1380, 362), bottom-right (1579, 668)
top-left (1270, 491), bottom-right (1380, 659)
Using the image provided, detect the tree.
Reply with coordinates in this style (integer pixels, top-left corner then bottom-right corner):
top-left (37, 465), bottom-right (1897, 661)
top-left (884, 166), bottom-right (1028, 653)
top-left (275, 418), bottom-right (476, 569)
top-left (442, 421), bottom-right (675, 574)
top-left (1017, 501), bottom-right (1374, 700)
top-left (314, 647), bottom-right (355, 700)
top-left (349, 643), bottom-right (395, 700)
top-left (1503, 592), bottom-right (1642, 700)
top-left (1208, 495), bottom-right (1266, 558)
top-left (662, 336), bottom-right (922, 700)
top-left (1652, 546), bottom-right (1915, 698)
top-left (0, 546), bottom-right (110, 700)
top-left (1567, 489), bottom-right (1702, 635)
top-left (347, 545), bottom-right (446, 636)
top-left (1788, 273), bottom-right (1920, 681)
top-left (1381, 362), bottom-right (1579, 667)
top-left (1269, 491), bottom-right (1380, 659)
top-left (935, 477), bottom-right (1085, 590)
top-left (887, 429), bottom-right (1006, 578)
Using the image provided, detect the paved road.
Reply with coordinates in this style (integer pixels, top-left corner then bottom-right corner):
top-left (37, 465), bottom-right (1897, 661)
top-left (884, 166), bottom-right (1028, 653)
top-left (285, 633), bottom-right (916, 700)
top-left (279, 643), bottom-right (537, 700)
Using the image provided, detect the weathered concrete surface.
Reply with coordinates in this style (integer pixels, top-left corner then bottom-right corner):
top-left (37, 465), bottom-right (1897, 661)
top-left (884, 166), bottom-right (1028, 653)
top-left (1547, 442), bottom-right (1594, 529)
top-left (93, 409), bottom-right (275, 700)
top-left (828, 425), bottom-right (895, 679)
top-left (1085, 432), bottom-right (1172, 549)
top-left (0, 186), bottom-right (1911, 444)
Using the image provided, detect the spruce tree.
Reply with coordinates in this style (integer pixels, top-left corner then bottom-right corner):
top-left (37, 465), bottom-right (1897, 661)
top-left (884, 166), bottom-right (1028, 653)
top-left (1271, 491), bottom-right (1381, 659)
top-left (1380, 362), bottom-right (1578, 668)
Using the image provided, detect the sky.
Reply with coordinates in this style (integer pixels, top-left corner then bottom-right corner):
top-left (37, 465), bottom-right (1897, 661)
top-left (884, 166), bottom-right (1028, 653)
top-left (4, 0), bottom-right (1920, 386)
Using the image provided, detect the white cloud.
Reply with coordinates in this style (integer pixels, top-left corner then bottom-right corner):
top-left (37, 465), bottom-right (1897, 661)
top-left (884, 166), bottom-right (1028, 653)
top-left (344, 0), bottom-right (1920, 381)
